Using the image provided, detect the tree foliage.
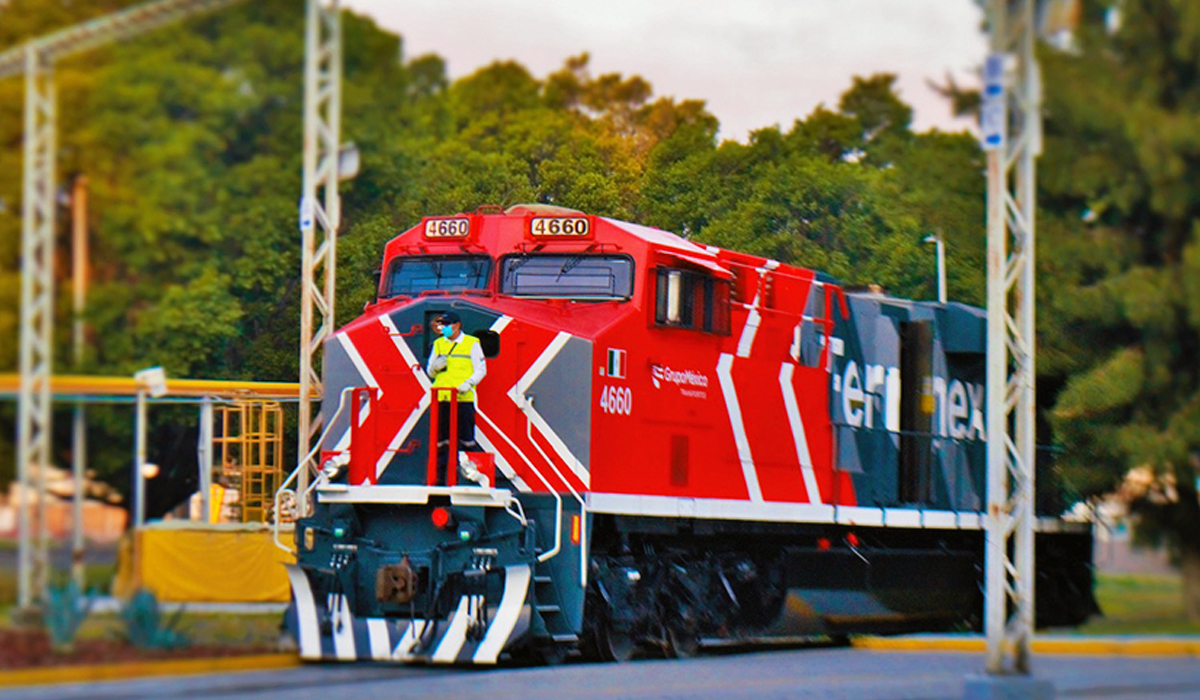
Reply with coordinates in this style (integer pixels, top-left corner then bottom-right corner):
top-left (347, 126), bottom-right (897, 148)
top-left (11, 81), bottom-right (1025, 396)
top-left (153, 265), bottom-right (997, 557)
top-left (1, 3), bottom-right (979, 501)
top-left (1034, 0), bottom-right (1200, 615)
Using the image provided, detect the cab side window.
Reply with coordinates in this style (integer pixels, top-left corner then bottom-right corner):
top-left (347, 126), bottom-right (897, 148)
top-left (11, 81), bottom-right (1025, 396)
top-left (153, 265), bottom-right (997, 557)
top-left (654, 268), bottom-right (731, 334)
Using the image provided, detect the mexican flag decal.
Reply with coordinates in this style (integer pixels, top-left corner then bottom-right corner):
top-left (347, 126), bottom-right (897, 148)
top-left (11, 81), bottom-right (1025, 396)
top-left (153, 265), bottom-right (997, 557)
top-left (606, 348), bottom-right (626, 379)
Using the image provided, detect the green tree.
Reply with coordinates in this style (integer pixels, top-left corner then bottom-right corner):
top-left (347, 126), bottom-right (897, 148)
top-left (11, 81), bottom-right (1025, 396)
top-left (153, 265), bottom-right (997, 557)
top-left (1034, 0), bottom-right (1200, 618)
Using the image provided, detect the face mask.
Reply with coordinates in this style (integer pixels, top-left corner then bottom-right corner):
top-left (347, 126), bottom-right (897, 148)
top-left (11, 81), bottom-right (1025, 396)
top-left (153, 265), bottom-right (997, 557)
top-left (441, 325), bottom-right (455, 339)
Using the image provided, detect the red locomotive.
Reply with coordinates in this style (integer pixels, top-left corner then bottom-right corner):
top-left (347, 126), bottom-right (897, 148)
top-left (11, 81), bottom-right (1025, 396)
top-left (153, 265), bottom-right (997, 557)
top-left (284, 205), bottom-right (1095, 664)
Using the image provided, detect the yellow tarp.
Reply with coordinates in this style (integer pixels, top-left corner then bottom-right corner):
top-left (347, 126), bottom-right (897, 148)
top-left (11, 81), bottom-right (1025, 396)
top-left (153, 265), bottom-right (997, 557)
top-left (114, 523), bottom-right (295, 603)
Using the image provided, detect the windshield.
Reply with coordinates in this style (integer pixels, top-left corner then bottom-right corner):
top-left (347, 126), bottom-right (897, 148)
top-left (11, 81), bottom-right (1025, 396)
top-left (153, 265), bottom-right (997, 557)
top-left (383, 255), bottom-right (492, 297)
top-left (499, 255), bottom-right (634, 299)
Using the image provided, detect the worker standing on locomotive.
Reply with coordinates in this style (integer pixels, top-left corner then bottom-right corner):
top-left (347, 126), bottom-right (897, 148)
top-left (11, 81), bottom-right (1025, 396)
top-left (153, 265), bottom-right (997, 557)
top-left (426, 311), bottom-right (486, 485)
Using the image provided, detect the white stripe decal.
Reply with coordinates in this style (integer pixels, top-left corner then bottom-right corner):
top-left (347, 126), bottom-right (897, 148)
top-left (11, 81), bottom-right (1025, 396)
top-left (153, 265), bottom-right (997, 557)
top-left (474, 564), bottom-right (531, 663)
top-left (432, 596), bottom-right (473, 663)
top-left (331, 594), bottom-right (357, 660)
top-left (393, 619), bottom-right (427, 660)
top-left (508, 332), bottom-right (590, 488)
top-left (717, 353), bottom-right (762, 501)
top-left (489, 315), bottom-right (513, 333)
top-left (779, 363), bottom-right (821, 504)
top-left (474, 425), bottom-right (530, 492)
top-left (337, 332), bottom-right (380, 388)
top-left (285, 565), bottom-right (322, 660)
top-left (736, 307), bottom-right (761, 358)
top-left (336, 334), bottom-right (375, 430)
top-left (526, 411), bottom-right (590, 487)
top-left (478, 409), bottom-right (553, 493)
top-left (376, 315), bottom-right (434, 478)
top-left (514, 331), bottom-right (571, 396)
top-left (332, 427), bottom-right (350, 452)
top-left (367, 618), bottom-right (391, 660)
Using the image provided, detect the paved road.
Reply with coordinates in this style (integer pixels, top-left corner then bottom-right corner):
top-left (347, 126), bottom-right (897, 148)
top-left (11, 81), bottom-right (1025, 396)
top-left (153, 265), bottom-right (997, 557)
top-left (4, 648), bottom-right (1200, 700)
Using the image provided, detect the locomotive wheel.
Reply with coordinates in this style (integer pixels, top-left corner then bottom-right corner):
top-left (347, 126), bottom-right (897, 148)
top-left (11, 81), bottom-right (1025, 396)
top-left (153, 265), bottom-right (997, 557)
top-left (597, 622), bottom-right (637, 662)
top-left (666, 625), bottom-right (700, 659)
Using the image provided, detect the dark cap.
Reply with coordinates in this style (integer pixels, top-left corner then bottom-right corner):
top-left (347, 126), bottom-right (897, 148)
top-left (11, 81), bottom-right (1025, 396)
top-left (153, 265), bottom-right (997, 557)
top-left (438, 311), bottom-right (461, 325)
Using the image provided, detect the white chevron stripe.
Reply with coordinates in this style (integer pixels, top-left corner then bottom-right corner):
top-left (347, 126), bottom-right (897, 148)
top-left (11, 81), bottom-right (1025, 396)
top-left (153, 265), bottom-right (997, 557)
top-left (779, 363), bottom-right (821, 504)
top-left (331, 594), bottom-right (357, 660)
top-left (717, 353), bottom-right (762, 501)
top-left (337, 332), bottom-right (379, 389)
top-left (474, 425), bottom-right (530, 492)
top-left (507, 332), bottom-right (590, 488)
top-left (367, 618), bottom-right (391, 660)
top-left (514, 332), bottom-right (571, 396)
top-left (473, 564), bottom-right (531, 663)
top-left (432, 596), bottom-right (473, 663)
top-left (392, 619), bottom-right (428, 660)
top-left (375, 315), bottom-right (434, 478)
top-left (285, 565), bottom-right (322, 660)
top-left (489, 315), bottom-right (513, 333)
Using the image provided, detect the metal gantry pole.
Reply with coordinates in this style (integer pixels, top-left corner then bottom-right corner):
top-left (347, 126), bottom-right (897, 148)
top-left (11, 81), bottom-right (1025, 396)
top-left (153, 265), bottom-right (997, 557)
top-left (982, 0), bottom-right (1041, 678)
top-left (296, 0), bottom-right (342, 517)
top-left (16, 42), bottom-right (57, 609)
top-left (134, 388), bottom-right (148, 529)
top-left (198, 397), bottom-right (214, 523)
top-left (71, 174), bottom-right (89, 590)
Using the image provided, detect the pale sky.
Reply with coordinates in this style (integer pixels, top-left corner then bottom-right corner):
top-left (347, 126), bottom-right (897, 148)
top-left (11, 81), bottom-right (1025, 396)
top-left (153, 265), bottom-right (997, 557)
top-left (342, 0), bottom-right (986, 142)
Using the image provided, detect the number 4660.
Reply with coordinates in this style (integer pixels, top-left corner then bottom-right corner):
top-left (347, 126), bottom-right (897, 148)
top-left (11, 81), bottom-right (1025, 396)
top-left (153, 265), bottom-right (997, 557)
top-left (599, 386), bottom-right (632, 415)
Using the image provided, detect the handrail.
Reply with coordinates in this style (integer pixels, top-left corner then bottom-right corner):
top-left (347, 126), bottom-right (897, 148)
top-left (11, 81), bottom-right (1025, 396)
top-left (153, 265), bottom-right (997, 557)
top-left (273, 387), bottom-right (355, 552)
top-left (476, 410), bottom-right (564, 565)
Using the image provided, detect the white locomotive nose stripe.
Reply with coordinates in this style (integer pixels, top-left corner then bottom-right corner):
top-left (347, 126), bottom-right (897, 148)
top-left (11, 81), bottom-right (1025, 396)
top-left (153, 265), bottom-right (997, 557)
top-left (393, 619), bottom-right (427, 660)
top-left (489, 315), bottom-right (513, 333)
top-left (331, 594), bottom-right (357, 660)
top-left (473, 564), bottom-right (532, 664)
top-left (337, 332), bottom-right (380, 389)
top-left (366, 618), bottom-right (391, 660)
top-left (285, 565), bottom-right (322, 660)
top-left (432, 596), bottom-right (473, 663)
top-left (375, 314), bottom-right (434, 478)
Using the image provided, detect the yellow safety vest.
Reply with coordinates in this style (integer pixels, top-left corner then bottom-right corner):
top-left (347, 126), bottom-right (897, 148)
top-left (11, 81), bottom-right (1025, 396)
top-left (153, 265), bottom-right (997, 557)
top-left (432, 334), bottom-right (480, 402)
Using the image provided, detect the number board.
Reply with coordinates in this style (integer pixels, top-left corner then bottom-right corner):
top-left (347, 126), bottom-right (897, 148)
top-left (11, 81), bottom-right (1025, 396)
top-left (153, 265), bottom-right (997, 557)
top-left (530, 216), bottom-right (591, 237)
top-left (424, 217), bottom-right (471, 238)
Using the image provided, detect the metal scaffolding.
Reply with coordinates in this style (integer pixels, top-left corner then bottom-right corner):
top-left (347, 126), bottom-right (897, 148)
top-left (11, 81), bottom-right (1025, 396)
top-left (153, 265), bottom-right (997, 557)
top-left (983, 0), bottom-right (1041, 677)
top-left (7, 0), bottom-right (249, 609)
top-left (296, 0), bottom-right (343, 518)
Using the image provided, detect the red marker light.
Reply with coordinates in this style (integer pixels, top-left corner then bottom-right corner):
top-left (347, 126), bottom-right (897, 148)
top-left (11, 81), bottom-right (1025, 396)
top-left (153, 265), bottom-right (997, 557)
top-left (817, 537), bottom-right (831, 551)
top-left (846, 532), bottom-right (859, 547)
top-left (431, 507), bottom-right (452, 529)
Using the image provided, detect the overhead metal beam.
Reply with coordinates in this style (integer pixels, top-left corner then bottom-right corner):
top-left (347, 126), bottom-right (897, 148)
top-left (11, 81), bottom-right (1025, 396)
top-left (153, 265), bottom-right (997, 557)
top-left (0, 373), bottom-right (307, 399)
top-left (0, 0), bottom-right (245, 80)
top-left (983, 0), bottom-right (1041, 678)
top-left (296, 0), bottom-right (342, 517)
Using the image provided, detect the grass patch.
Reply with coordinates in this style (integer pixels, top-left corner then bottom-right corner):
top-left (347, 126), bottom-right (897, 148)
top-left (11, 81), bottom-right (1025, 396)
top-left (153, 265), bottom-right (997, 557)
top-left (1075, 573), bottom-right (1200, 635)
